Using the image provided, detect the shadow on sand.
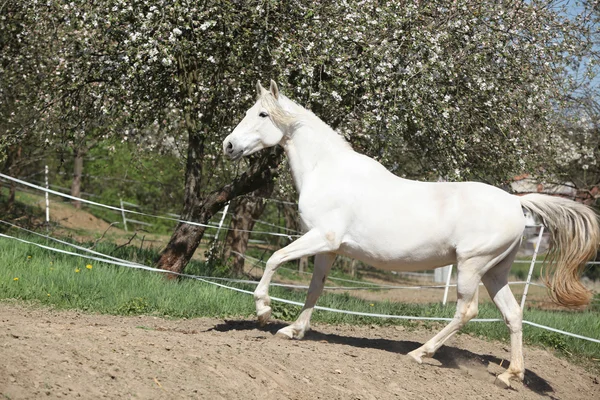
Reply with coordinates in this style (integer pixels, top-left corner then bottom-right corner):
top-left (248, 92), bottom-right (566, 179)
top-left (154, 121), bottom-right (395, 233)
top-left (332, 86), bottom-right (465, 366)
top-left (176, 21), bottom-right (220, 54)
top-left (209, 319), bottom-right (556, 398)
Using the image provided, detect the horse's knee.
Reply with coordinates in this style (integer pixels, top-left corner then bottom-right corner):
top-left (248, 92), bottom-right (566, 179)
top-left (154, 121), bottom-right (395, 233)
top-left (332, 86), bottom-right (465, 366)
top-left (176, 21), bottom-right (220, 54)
top-left (265, 258), bottom-right (280, 271)
top-left (457, 300), bottom-right (478, 324)
top-left (466, 301), bottom-right (479, 321)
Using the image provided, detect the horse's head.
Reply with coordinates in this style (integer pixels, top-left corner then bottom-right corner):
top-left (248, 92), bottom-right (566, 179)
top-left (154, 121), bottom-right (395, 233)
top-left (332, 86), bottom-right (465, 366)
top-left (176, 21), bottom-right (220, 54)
top-left (223, 80), bottom-right (288, 160)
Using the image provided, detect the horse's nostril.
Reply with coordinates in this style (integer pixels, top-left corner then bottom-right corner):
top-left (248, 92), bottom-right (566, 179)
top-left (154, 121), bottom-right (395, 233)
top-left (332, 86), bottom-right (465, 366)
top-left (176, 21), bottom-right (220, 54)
top-left (226, 142), bottom-right (233, 151)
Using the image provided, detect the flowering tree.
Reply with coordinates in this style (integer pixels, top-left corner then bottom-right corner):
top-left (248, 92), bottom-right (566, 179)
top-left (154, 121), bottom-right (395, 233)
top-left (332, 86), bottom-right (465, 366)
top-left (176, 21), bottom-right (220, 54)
top-left (535, 1), bottom-right (600, 204)
top-left (0, 1), bottom-right (56, 205)
top-left (2, 1), bottom-right (597, 273)
top-left (1, 0), bottom-right (122, 209)
top-left (547, 95), bottom-right (600, 204)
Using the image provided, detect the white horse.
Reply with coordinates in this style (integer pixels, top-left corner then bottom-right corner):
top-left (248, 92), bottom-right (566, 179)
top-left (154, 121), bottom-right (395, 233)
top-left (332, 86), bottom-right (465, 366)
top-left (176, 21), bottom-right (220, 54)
top-left (223, 81), bottom-right (599, 388)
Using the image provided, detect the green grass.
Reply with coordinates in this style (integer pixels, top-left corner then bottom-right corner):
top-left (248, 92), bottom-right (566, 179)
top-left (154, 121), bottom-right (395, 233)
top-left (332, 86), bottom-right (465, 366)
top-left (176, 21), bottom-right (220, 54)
top-left (0, 236), bottom-right (249, 318)
top-left (1, 233), bottom-right (599, 371)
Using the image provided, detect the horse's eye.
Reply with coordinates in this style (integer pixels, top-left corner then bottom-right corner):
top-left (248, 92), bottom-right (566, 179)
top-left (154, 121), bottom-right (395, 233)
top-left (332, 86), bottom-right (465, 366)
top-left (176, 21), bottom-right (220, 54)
top-left (259, 112), bottom-right (269, 118)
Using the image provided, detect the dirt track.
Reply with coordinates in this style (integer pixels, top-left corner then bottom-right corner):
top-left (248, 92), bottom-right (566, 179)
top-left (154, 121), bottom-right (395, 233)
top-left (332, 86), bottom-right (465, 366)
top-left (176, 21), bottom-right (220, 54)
top-left (1, 302), bottom-right (598, 400)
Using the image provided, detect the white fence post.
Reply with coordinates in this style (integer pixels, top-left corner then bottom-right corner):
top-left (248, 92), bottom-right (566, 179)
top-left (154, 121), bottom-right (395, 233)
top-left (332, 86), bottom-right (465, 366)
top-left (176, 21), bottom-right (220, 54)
top-left (520, 225), bottom-right (545, 310)
top-left (120, 198), bottom-right (128, 232)
top-left (215, 202), bottom-right (230, 241)
top-left (44, 165), bottom-right (50, 228)
top-left (442, 264), bottom-right (453, 306)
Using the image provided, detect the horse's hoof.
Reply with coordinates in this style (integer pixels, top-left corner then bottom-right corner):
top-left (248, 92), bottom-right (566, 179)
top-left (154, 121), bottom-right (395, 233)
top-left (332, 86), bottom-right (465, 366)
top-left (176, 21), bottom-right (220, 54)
top-left (257, 306), bottom-right (272, 326)
top-left (276, 325), bottom-right (305, 340)
top-left (494, 374), bottom-right (512, 389)
top-left (407, 350), bottom-right (423, 364)
top-left (275, 326), bottom-right (294, 340)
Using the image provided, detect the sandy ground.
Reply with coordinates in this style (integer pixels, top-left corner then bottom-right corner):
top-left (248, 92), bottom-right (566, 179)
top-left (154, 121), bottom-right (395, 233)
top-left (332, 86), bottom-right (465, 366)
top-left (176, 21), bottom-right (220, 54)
top-left (1, 302), bottom-right (598, 400)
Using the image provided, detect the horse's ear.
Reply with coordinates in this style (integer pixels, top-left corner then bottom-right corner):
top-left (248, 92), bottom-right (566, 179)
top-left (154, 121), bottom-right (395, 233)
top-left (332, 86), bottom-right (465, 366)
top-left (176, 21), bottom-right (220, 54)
top-left (270, 80), bottom-right (279, 100)
top-left (256, 81), bottom-right (266, 97)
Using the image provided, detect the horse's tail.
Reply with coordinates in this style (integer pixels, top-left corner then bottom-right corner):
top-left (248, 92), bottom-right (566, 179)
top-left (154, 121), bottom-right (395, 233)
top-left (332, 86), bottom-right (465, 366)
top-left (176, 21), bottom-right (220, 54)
top-left (519, 193), bottom-right (599, 307)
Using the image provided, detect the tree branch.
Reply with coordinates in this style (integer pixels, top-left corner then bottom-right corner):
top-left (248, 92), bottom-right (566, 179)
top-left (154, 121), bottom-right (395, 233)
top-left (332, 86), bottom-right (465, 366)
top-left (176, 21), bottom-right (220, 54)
top-left (202, 146), bottom-right (284, 215)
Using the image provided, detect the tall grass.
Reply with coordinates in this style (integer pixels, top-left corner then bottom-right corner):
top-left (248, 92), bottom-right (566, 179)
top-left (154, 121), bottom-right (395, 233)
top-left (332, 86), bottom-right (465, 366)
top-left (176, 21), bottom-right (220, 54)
top-left (0, 233), bottom-right (598, 368)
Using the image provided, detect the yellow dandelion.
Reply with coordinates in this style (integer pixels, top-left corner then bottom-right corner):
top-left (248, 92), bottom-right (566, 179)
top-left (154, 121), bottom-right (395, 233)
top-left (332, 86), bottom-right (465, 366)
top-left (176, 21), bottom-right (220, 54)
top-left (47, 293), bottom-right (51, 297)
top-left (13, 277), bottom-right (19, 281)
top-left (86, 264), bottom-right (93, 270)
top-left (27, 255), bottom-right (31, 260)
top-left (75, 268), bottom-right (81, 273)
top-left (370, 303), bottom-right (374, 307)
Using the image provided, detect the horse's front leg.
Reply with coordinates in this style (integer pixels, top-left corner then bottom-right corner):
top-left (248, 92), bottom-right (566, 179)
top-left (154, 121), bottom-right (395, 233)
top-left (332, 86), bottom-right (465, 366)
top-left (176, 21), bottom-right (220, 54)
top-left (254, 229), bottom-right (339, 326)
top-left (276, 252), bottom-right (336, 339)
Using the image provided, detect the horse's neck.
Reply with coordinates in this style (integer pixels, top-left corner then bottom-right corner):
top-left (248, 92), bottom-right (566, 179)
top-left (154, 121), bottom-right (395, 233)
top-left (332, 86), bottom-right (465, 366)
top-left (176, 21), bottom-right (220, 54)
top-left (281, 122), bottom-right (350, 192)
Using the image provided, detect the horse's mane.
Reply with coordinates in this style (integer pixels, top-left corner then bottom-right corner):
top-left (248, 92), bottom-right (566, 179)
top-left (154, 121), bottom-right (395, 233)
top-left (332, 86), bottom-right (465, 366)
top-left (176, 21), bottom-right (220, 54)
top-left (259, 93), bottom-right (298, 130)
top-left (260, 92), bottom-right (351, 149)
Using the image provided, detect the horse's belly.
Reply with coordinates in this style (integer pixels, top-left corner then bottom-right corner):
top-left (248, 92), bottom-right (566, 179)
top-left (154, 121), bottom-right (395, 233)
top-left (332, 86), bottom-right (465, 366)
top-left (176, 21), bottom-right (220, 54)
top-left (338, 239), bottom-right (456, 272)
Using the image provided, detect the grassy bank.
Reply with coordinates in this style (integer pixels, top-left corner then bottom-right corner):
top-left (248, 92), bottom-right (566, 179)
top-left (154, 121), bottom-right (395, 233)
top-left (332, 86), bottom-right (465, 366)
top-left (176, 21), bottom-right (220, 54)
top-left (0, 234), bottom-right (599, 369)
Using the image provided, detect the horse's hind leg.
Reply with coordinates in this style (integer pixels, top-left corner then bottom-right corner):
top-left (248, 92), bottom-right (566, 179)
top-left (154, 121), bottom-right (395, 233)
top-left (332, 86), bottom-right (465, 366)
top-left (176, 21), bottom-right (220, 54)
top-left (481, 246), bottom-right (523, 389)
top-left (407, 257), bottom-right (484, 363)
top-left (276, 252), bottom-right (336, 339)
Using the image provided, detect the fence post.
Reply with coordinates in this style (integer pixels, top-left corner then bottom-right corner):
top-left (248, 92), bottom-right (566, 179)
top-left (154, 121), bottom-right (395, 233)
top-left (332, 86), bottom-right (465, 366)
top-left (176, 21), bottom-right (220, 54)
top-left (442, 264), bottom-right (453, 306)
top-left (120, 198), bottom-right (128, 232)
top-left (44, 165), bottom-right (50, 229)
top-left (520, 225), bottom-right (545, 310)
top-left (215, 202), bottom-right (230, 241)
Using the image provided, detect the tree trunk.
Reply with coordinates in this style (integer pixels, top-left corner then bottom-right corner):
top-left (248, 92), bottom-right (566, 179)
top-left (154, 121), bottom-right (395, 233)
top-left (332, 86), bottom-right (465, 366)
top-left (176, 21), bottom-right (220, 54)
top-left (2, 145), bottom-right (22, 209)
top-left (8, 182), bottom-right (15, 208)
top-left (156, 147), bottom-right (283, 276)
top-left (222, 178), bottom-right (274, 276)
top-left (70, 148), bottom-right (84, 209)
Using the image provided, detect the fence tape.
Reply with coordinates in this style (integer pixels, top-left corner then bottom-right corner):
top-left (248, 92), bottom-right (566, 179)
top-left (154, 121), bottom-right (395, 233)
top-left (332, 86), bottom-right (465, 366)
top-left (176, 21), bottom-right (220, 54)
top-left (0, 173), bottom-right (298, 239)
top-left (521, 320), bottom-right (600, 343)
top-left (1, 231), bottom-right (598, 344)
